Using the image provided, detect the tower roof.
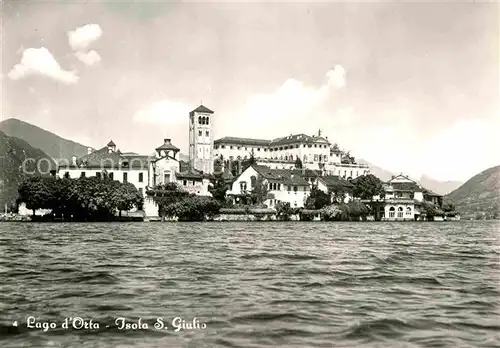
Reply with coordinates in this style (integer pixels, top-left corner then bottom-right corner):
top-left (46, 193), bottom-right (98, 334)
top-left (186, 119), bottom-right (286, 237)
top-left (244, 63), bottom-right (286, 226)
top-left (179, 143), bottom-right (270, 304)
top-left (107, 140), bottom-right (116, 147)
top-left (191, 105), bottom-right (214, 114)
top-left (155, 138), bottom-right (179, 152)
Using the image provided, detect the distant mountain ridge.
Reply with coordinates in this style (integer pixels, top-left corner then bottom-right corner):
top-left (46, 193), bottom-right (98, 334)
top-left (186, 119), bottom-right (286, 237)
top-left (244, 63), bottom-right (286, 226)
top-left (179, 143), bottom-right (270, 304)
top-left (0, 130), bottom-right (56, 209)
top-left (445, 165), bottom-right (500, 219)
top-left (0, 118), bottom-right (90, 161)
top-left (358, 159), bottom-right (463, 195)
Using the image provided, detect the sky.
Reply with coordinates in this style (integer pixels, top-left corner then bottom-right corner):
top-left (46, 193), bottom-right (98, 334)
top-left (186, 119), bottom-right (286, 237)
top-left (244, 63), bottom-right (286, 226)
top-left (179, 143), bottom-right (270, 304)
top-left (1, 0), bottom-right (499, 182)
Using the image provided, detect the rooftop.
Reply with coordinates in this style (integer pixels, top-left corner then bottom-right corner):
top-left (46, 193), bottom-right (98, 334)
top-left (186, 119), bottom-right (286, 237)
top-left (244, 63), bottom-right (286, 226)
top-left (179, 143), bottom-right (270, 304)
top-left (190, 105), bottom-right (214, 114)
top-left (155, 138), bottom-right (180, 152)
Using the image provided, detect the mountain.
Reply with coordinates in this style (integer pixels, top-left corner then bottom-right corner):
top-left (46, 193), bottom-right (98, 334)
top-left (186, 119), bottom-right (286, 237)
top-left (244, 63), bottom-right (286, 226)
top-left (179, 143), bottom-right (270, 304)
top-left (0, 118), bottom-right (90, 161)
top-left (358, 159), bottom-right (463, 195)
top-left (418, 175), bottom-right (463, 195)
top-left (445, 165), bottom-right (500, 219)
top-left (357, 159), bottom-right (395, 182)
top-left (0, 130), bottom-right (56, 210)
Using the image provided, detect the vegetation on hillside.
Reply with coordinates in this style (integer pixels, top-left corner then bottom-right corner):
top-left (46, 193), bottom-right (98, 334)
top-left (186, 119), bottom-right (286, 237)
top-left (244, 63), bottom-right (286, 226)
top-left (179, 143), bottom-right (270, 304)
top-left (0, 118), bottom-right (89, 160)
top-left (0, 131), bottom-right (56, 211)
top-left (445, 165), bottom-right (500, 219)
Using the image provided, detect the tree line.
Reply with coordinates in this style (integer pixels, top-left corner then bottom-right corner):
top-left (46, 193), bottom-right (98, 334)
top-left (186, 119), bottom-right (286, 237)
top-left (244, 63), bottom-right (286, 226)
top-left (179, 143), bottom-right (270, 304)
top-left (17, 176), bottom-right (143, 221)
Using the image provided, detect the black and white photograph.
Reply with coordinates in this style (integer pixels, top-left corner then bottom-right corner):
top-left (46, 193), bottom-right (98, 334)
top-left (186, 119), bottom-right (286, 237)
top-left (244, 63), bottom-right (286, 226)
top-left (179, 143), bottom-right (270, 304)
top-left (0, 0), bottom-right (499, 347)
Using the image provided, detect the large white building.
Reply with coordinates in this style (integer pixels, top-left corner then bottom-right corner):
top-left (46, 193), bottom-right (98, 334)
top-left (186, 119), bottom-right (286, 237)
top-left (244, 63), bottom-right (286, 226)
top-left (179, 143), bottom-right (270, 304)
top-left (213, 132), bottom-right (369, 180)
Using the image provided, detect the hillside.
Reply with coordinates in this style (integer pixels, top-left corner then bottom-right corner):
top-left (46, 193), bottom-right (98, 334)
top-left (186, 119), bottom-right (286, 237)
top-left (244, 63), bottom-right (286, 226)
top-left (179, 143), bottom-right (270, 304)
top-left (418, 175), bottom-right (463, 195)
top-left (0, 131), bottom-right (56, 210)
top-left (0, 118), bottom-right (90, 161)
top-left (445, 165), bottom-right (500, 219)
top-left (357, 159), bottom-right (394, 182)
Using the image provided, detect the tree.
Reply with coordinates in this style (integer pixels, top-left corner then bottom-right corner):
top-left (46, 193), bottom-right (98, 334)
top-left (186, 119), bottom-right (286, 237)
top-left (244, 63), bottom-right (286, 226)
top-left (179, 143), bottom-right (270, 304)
top-left (241, 149), bottom-right (257, 172)
top-left (17, 176), bottom-right (52, 215)
top-left (111, 181), bottom-right (143, 216)
top-left (251, 175), bottom-right (268, 205)
top-left (275, 201), bottom-right (293, 221)
top-left (351, 174), bottom-right (385, 200)
top-left (305, 186), bottom-right (331, 209)
top-left (294, 157), bottom-right (303, 169)
top-left (442, 202), bottom-right (456, 212)
top-left (151, 182), bottom-right (221, 221)
top-left (209, 173), bottom-right (229, 204)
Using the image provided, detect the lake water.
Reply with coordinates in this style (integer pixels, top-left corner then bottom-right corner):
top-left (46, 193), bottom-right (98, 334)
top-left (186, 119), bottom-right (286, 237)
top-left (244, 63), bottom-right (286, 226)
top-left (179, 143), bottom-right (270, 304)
top-left (0, 221), bottom-right (499, 348)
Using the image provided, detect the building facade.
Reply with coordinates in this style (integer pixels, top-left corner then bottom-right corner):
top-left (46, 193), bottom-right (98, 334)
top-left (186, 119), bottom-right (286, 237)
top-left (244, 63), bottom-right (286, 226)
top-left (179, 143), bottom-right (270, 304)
top-left (228, 165), bottom-right (311, 208)
top-left (213, 132), bottom-right (370, 179)
top-left (368, 174), bottom-right (445, 221)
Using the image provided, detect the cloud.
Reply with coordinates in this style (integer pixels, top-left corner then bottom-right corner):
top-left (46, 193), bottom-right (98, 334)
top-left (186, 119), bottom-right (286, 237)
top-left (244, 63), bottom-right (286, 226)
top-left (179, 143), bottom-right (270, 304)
top-left (133, 100), bottom-right (192, 125)
top-left (75, 50), bottom-right (101, 66)
top-left (237, 65), bottom-right (347, 138)
top-left (8, 47), bottom-right (79, 84)
top-left (68, 24), bottom-right (102, 51)
top-left (421, 118), bottom-right (500, 181)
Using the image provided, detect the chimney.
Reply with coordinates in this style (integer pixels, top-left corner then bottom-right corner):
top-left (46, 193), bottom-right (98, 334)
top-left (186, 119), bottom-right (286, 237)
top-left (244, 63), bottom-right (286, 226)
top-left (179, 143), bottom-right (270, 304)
top-left (87, 147), bottom-right (92, 155)
top-left (71, 155), bottom-right (77, 166)
top-left (164, 138), bottom-right (171, 144)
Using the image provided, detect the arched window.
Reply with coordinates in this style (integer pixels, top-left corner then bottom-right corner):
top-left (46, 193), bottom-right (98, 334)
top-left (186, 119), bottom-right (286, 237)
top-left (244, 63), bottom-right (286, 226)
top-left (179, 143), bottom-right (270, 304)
top-left (303, 155), bottom-right (307, 162)
top-left (250, 175), bottom-right (257, 188)
top-left (397, 207), bottom-right (404, 218)
top-left (206, 117), bottom-right (210, 125)
top-left (406, 207), bottom-right (412, 215)
top-left (198, 116), bottom-right (202, 124)
top-left (389, 206), bottom-right (395, 218)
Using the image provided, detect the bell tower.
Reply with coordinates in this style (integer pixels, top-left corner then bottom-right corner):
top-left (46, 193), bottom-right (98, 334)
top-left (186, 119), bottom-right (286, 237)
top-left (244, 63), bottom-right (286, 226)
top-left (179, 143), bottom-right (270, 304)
top-left (189, 105), bottom-right (214, 173)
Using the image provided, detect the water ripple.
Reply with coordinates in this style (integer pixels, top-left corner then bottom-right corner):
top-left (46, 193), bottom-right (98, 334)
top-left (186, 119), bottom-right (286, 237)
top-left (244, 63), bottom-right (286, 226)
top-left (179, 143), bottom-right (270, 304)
top-left (0, 220), bottom-right (499, 348)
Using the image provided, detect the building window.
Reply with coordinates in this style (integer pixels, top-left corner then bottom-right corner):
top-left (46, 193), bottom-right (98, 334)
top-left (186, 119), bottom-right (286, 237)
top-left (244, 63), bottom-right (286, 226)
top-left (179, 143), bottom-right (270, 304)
top-left (389, 207), bottom-right (395, 218)
top-left (183, 180), bottom-right (187, 186)
top-left (80, 172), bottom-right (86, 178)
top-left (257, 148), bottom-right (261, 151)
top-left (198, 116), bottom-right (202, 124)
top-left (293, 186), bottom-right (298, 192)
top-left (314, 144), bottom-right (317, 147)
top-left (109, 172), bottom-right (114, 180)
top-left (250, 175), bottom-right (257, 188)
top-left (397, 207), bottom-right (404, 218)
top-left (192, 181), bottom-right (195, 185)
top-left (96, 172), bottom-right (101, 179)
top-left (314, 154), bottom-right (318, 161)
top-left (230, 146), bottom-right (233, 149)
top-left (198, 130), bottom-right (202, 137)
top-left (238, 146), bottom-right (241, 150)
top-left (221, 145), bottom-right (225, 149)
top-left (206, 131), bottom-right (209, 137)
top-left (139, 172), bottom-right (143, 182)
top-left (64, 172), bottom-right (70, 178)
top-left (277, 183), bottom-right (281, 190)
top-left (123, 172), bottom-right (128, 182)
top-left (139, 188), bottom-right (143, 196)
top-left (406, 207), bottom-right (412, 215)
top-left (206, 117), bottom-right (210, 125)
